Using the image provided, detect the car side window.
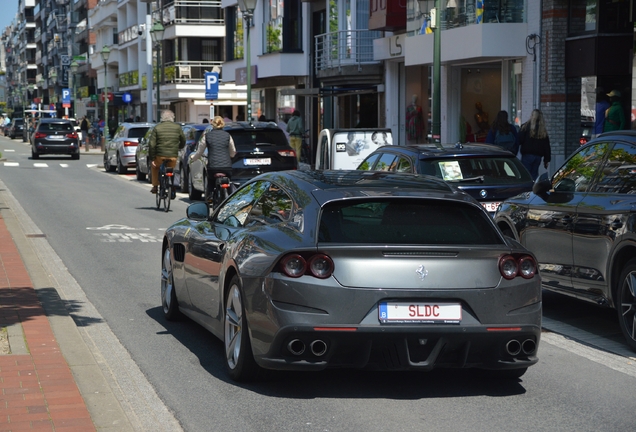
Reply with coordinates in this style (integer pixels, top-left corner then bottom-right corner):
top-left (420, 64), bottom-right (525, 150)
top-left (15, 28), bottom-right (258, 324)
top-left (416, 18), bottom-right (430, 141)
top-left (396, 157), bottom-right (413, 173)
top-left (357, 153), bottom-right (381, 171)
top-left (214, 181), bottom-right (269, 227)
top-left (552, 142), bottom-right (610, 193)
top-left (590, 142), bottom-right (636, 194)
top-left (375, 153), bottom-right (398, 171)
top-left (245, 184), bottom-right (293, 226)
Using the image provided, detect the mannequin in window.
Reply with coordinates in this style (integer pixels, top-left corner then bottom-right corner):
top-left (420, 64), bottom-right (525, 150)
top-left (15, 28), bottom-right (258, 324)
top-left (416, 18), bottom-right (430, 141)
top-left (406, 95), bottom-right (424, 142)
top-left (474, 102), bottom-right (489, 133)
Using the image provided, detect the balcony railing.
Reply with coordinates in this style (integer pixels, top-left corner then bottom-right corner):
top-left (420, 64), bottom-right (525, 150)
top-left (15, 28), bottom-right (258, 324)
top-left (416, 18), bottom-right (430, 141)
top-left (407, 3), bottom-right (525, 34)
top-left (119, 70), bottom-right (139, 88)
top-left (162, 61), bottom-right (223, 84)
top-left (315, 29), bottom-right (382, 72)
top-left (161, 1), bottom-right (224, 26)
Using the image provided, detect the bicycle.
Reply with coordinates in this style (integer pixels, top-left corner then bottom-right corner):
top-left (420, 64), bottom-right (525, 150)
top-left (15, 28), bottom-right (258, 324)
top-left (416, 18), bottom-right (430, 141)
top-left (156, 159), bottom-right (175, 212)
top-left (208, 172), bottom-right (236, 209)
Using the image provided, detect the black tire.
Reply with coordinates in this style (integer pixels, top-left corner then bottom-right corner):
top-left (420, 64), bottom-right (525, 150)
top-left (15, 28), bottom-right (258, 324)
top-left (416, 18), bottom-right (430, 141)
top-left (71, 153), bottom-right (80, 160)
top-left (224, 276), bottom-right (260, 382)
top-left (136, 160), bottom-right (146, 181)
top-left (617, 258), bottom-right (636, 351)
top-left (31, 148), bottom-right (39, 159)
top-left (188, 172), bottom-right (202, 200)
top-left (161, 247), bottom-right (181, 320)
top-left (104, 152), bottom-right (115, 172)
top-left (117, 154), bottom-right (127, 174)
top-left (179, 166), bottom-right (187, 193)
top-left (163, 176), bottom-right (171, 212)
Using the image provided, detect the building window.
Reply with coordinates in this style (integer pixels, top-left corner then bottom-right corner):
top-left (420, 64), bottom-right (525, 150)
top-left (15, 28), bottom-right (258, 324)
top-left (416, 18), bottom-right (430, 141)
top-left (263, 0), bottom-right (302, 54)
top-left (225, 6), bottom-right (244, 61)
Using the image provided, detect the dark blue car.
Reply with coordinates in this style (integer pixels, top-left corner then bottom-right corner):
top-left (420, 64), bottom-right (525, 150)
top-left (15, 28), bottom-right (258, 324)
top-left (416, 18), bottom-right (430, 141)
top-left (356, 143), bottom-right (534, 215)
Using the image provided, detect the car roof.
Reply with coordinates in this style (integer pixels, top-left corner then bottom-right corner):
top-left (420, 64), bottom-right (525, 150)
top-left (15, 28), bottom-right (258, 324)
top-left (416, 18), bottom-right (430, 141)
top-left (371, 143), bottom-right (518, 159)
top-left (120, 122), bottom-right (154, 128)
top-left (595, 130), bottom-right (636, 140)
top-left (263, 170), bottom-right (479, 206)
top-left (183, 123), bottom-right (209, 130)
top-left (223, 121), bottom-right (284, 131)
top-left (38, 118), bottom-right (73, 123)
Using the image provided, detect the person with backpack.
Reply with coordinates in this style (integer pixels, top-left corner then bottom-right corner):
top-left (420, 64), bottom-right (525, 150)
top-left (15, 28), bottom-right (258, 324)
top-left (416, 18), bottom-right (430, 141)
top-left (485, 110), bottom-right (519, 155)
top-left (519, 109), bottom-right (551, 180)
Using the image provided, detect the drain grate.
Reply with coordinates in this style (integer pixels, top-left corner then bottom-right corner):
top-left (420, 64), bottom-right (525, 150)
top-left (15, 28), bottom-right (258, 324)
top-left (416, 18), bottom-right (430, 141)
top-left (25, 234), bottom-right (46, 238)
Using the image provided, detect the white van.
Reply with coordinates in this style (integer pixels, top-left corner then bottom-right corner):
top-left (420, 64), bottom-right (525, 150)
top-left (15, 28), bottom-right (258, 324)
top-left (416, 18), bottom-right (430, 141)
top-left (314, 128), bottom-right (393, 170)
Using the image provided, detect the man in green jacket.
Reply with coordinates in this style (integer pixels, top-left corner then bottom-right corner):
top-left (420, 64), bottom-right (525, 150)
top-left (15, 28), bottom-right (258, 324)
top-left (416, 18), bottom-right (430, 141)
top-left (149, 109), bottom-right (186, 194)
top-left (603, 89), bottom-right (626, 132)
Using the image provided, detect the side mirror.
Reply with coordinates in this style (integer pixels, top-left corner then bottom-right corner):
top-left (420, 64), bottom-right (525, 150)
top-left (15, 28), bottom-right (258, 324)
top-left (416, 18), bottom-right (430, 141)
top-left (532, 172), bottom-right (552, 195)
top-left (186, 202), bottom-right (209, 220)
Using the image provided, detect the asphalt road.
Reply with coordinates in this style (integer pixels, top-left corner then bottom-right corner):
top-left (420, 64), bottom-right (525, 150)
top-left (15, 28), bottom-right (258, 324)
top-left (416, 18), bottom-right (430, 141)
top-left (1, 135), bottom-right (635, 432)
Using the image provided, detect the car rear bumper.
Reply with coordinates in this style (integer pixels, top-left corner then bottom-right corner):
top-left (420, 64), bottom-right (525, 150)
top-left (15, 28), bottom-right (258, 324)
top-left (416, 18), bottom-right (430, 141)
top-left (34, 142), bottom-right (80, 155)
top-left (243, 276), bottom-right (541, 372)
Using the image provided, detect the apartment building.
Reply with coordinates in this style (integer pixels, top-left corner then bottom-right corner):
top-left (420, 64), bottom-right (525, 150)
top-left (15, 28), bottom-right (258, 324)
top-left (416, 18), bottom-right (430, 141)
top-left (89, 0), bottom-right (245, 124)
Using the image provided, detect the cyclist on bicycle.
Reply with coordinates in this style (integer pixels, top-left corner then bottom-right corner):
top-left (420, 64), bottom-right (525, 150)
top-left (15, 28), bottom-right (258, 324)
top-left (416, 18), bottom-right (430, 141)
top-left (149, 109), bottom-right (186, 195)
top-left (189, 116), bottom-right (236, 203)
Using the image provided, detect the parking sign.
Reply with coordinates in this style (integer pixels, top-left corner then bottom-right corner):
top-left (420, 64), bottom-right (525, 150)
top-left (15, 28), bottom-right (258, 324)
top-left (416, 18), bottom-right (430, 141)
top-left (62, 88), bottom-right (71, 108)
top-left (205, 72), bottom-right (219, 100)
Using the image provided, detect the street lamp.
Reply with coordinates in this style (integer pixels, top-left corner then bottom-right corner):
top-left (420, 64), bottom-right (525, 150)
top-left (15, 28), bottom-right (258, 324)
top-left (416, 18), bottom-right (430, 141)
top-left (70, 61), bottom-right (79, 120)
top-left (237, 0), bottom-right (257, 123)
top-left (101, 45), bottom-right (111, 149)
top-left (150, 21), bottom-right (165, 122)
top-left (432, 0), bottom-right (441, 143)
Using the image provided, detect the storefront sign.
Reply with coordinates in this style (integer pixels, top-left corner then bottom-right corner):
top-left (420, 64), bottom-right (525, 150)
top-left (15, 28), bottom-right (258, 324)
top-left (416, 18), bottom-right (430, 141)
top-left (373, 34), bottom-right (406, 61)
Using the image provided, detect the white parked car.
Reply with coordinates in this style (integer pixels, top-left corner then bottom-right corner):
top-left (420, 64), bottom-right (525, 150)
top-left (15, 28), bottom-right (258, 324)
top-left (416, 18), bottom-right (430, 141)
top-left (104, 122), bottom-right (153, 174)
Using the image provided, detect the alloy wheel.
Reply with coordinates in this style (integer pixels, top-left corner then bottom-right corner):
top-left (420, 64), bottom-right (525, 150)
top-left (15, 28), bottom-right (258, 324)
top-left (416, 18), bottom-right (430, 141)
top-left (161, 248), bottom-right (179, 319)
top-left (224, 284), bottom-right (243, 370)
top-left (619, 267), bottom-right (636, 345)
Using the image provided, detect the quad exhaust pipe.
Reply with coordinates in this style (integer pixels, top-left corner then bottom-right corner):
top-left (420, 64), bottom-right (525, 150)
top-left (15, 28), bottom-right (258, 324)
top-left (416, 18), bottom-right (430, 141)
top-left (506, 338), bottom-right (536, 356)
top-left (287, 339), bottom-right (328, 357)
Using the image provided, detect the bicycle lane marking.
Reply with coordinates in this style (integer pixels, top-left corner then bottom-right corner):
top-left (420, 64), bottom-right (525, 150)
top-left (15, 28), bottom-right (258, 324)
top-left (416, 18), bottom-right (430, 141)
top-left (87, 224), bottom-right (161, 243)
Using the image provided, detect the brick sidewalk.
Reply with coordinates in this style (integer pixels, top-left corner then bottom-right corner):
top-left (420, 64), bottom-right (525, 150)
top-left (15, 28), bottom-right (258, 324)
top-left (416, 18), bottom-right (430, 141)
top-left (0, 216), bottom-right (95, 432)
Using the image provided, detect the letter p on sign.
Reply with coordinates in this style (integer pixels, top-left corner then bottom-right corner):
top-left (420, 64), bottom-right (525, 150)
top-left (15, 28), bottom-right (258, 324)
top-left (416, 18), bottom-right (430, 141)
top-left (205, 72), bottom-right (219, 101)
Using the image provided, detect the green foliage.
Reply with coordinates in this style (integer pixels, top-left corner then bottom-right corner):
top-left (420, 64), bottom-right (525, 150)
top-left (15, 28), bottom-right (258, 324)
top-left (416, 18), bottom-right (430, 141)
top-left (266, 25), bottom-right (282, 53)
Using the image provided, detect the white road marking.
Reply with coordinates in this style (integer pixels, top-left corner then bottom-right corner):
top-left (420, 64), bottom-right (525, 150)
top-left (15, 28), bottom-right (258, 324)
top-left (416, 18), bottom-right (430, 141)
top-left (34, 163), bottom-right (48, 168)
top-left (86, 224), bottom-right (150, 231)
top-left (3, 149), bottom-right (15, 152)
top-left (86, 164), bottom-right (98, 168)
top-left (3, 162), bottom-right (19, 167)
top-left (60, 164), bottom-right (69, 168)
top-left (94, 233), bottom-right (160, 243)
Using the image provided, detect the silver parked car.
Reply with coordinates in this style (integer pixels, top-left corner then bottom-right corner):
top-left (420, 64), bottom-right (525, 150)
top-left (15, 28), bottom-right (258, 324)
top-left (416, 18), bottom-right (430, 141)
top-left (104, 122), bottom-right (153, 174)
top-left (161, 170), bottom-right (541, 382)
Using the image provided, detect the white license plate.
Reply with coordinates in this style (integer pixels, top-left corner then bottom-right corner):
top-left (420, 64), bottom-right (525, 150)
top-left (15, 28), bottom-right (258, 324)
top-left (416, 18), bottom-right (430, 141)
top-left (244, 158), bottom-right (271, 166)
top-left (482, 202), bottom-right (501, 212)
top-left (379, 302), bottom-right (462, 323)
top-left (48, 135), bottom-right (65, 140)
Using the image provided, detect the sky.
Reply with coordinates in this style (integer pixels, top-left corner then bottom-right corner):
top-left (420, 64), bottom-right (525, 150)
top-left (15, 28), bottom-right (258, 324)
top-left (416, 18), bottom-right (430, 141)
top-left (1, 1), bottom-right (19, 33)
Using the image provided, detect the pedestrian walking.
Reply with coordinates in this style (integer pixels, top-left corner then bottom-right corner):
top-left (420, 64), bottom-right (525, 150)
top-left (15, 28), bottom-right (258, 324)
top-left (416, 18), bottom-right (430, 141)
top-left (286, 109), bottom-right (303, 162)
top-left (519, 109), bottom-right (551, 180)
top-left (148, 109), bottom-right (186, 195)
top-left (603, 89), bottom-right (626, 132)
top-left (80, 116), bottom-right (90, 149)
top-left (485, 110), bottom-right (519, 155)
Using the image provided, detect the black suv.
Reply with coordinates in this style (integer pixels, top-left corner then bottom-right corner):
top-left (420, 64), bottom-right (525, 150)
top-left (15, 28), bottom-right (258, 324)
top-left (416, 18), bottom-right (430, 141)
top-left (494, 131), bottom-right (636, 350)
top-left (163, 121), bottom-right (298, 200)
top-left (8, 118), bottom-right (24, 139)
top-left (356, 143), bottom-right (534, 215)
top-left (31, 118), bottom-right (81, 159)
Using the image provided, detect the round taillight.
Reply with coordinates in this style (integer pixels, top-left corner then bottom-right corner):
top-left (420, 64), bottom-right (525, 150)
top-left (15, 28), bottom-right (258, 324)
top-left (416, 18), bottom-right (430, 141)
top-left (518, 256), bottom-right (536, 279)
top-left (499, 255), bottom-right (518, 280)
top-left (308, 254), bottom-right (334, 279)
top-left (280, 254), bottom-right (306, 278)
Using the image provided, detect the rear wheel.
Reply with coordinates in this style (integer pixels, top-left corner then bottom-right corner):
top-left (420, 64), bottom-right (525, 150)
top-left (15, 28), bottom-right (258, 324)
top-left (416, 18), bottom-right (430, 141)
top-left (31, 148), bottom-right (39, 159)
top-left (71, 153), bottom-right (80, 160)
top-left (163, 175), bottom-right (171, 212)
top-left (617, 259), bottom-right (636, 351)
top-left (135, 159), bottom-right (146, 180)
top-left (224, 276), bottom-right (260, 381)
top-left (117, 154), bottom-right (127, 174)
top-left (179, 166), bottom-right (187, 192)
top-left (188, 172), bottom-right (202, 200)
top-left (161, 247), bottom-right (181, 320)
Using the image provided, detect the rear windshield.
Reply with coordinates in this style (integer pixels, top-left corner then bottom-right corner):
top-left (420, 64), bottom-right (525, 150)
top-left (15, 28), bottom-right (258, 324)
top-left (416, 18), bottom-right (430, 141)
top-left (128, 127), bottom-right (150, 138)
top-left (319, 199), bottom-right (502, 245)
top-left (14, 119), bottom-right (23, 125)
top-left (419, 157), bottom-right (532, 185)
top-left (39, 123), bottom-right (73, 132)
top-left (230, 129), bottom-right (289, 149)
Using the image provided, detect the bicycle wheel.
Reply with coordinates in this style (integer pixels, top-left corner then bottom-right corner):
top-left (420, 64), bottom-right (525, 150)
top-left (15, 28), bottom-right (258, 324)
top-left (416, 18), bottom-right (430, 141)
top-left (155, 178), bottom-right (162, 209)
top-left (163, 176), bottom-right (171, 212)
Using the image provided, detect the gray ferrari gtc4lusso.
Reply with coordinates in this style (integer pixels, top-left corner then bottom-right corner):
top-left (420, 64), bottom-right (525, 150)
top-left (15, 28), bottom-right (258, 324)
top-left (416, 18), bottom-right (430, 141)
top-left (161, 170), bottom-right (541, 381)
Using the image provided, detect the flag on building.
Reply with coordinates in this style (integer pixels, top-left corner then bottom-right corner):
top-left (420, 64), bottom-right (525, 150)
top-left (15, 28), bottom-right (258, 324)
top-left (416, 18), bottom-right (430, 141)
top-left (476, 0), bottom-right (484, 24)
